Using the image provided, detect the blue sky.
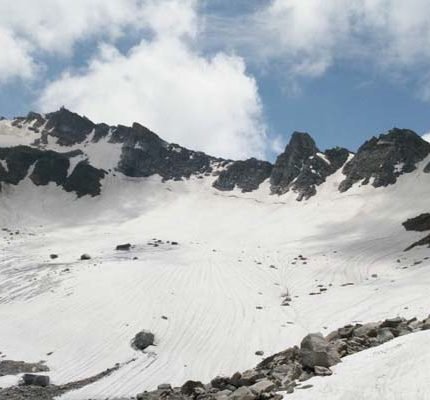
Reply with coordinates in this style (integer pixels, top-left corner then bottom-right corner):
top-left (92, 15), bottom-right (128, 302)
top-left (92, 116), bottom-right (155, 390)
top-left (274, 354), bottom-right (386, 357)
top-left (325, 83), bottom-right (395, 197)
top-left (1, 0), bottom-right (430, 160)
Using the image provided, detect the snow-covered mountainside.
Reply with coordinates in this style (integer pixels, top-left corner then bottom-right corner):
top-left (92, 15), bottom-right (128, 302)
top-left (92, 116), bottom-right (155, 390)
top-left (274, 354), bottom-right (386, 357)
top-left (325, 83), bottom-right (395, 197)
top-left (0, 109), bottom-right (430, 399)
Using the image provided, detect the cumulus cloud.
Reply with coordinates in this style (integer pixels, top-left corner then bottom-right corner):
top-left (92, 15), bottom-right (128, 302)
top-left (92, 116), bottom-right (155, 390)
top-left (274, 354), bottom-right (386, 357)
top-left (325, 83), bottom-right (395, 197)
top-left (38, 1), bottom-right (267, 160)
top-left (205, 0), bottom-right (430, 79)
top-left (0, 0), bottom-right (167, 81)
top-left (0, 27), bottom-right (36, 83)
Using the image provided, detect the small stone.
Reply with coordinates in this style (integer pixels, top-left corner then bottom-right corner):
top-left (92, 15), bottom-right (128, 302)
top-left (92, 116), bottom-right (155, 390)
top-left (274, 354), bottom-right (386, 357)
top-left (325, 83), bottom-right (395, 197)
top-left (116, 243), bottom-right (132, 251)
top-left (255, 351), bottom-right (264, 356)
top-left (80, 253), bottom-right (91, 260)
top-left (314, 366), bottom-right (333, 376)
top-left (157, 383), bottom-right (172, 391)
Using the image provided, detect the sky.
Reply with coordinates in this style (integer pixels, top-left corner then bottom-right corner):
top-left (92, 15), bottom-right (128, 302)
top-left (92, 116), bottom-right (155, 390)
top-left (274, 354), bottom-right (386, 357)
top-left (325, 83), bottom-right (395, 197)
top-left (1, 0), bottom-right (430, 160)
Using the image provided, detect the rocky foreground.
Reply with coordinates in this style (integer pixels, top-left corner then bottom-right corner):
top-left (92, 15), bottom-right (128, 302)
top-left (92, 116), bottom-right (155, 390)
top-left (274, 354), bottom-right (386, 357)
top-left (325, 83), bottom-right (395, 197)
top-left (2, 314), bottom-right (429, 400)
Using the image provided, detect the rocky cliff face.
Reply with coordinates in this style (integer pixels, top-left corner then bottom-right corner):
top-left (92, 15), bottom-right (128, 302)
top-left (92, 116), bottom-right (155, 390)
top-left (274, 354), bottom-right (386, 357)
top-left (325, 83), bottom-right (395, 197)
top-left (270, 132), bottom-right (350, 200)
top-left (116, 123), bottom-right (219, 181)
top-left (213, 158), bottom-right (273, 192)
top-left (1, 109), bottom-right (429, 200)
top-left (339, 128), bottom-right (430, 192)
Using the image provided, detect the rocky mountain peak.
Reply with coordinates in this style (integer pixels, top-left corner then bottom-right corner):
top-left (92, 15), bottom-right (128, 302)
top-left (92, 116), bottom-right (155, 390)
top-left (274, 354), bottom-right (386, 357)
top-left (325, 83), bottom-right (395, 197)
top-left (270, 132), bottom-right (318, 195)
top-left (339, 128), bottom-right (430, 192)
top-left (270, 132), bottom-right (350, 200)
top-left (1, 109), bottom-right (429, 201)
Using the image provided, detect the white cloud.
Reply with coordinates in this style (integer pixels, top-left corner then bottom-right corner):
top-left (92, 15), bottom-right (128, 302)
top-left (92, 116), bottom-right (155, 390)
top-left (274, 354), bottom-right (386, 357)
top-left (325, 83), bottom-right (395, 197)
top-left (0, 27), bottom-right (36, 83)
top-left (0, 0), bottom-right (186, 81)
top-left (205, 0), bottom-right (430, 80)
top-left (423, 133), bottom-right (430, 143)
top-left (38, 1), bottom-right (267, 160)
top-left (0, 0), bottom-right (148, 54)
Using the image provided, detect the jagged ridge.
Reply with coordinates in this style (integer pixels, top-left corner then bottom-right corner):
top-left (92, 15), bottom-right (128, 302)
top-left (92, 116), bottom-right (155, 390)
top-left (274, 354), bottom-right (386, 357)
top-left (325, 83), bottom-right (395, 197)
top-left (1, 108), bottom-right (429, 199)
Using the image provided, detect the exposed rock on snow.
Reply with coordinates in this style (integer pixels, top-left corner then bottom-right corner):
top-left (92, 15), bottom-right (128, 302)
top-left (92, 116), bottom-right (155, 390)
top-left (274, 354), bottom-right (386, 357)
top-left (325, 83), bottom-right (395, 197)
top-left (339, 128), bottom-right (430, 192)
top-left (270, 132), bottom-right (349, 200)
top-left (116, 243), bottom-right (132, 251)
top-left (299, 333), bottom-right (341, 368)
top-left (212, 158), bottom-right (273, 192)
top-left (22, 373), bottom-right (50, 387)
top-left (132, 330), bottom-right (155, 351)
top-left (132, 315), bottom-right (430, 400)
top-left (0, 363), bottom-right (121, 400)
top-left (402, 213), bottom-right (430, 232)
top-left (2, 109), bottom-right (430, 202)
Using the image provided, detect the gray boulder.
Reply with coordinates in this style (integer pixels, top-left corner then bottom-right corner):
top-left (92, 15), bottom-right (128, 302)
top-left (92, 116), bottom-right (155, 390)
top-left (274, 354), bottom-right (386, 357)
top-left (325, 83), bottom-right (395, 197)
top-left (22, 374), bottom-right (50, 387)
top-left (249, 380), bottom-right (275, 395)
top-left (181, 380), bottom-right (205, 396)
top-left (353, 323), bottom-right (379, 337)
top-left (229, 386), bottom-right (256, 400)
top-left (377, 328), bottom-right (395, 343)
top-left (299, 333), bottom-right (341, 368)
top-left (132, 330), bottom-right (155, 351)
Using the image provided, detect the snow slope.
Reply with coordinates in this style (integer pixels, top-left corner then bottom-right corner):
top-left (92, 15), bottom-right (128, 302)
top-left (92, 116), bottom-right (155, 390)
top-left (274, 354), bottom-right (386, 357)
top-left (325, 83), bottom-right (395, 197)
top-left (0, 155), bottom-right (429, 399)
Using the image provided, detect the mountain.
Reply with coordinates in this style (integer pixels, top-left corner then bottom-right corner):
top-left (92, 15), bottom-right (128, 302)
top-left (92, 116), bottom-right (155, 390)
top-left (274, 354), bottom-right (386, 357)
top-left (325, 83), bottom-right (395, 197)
top-left (1, 108), bottom-right (429, 201)
top-left (0, 109), bottom-right (430, 400)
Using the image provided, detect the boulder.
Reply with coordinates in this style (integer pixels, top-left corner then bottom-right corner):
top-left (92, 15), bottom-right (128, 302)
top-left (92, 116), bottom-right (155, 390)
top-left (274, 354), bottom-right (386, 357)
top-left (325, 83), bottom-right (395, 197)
top-left (353, 323), bottom-right (379, 338)
top-left (80, 253), bottom-right (91, 260)
top-left (229, 386), bottom-right (256, 400)
top-left (238, 369), bottom-right (264, 386)
top-left (181, 380), bottom-right (205, 396)
top-left (116, 243), bottom-right (132, 251)
top-left (377, 328), bottom-right (395, 343)
top-left (338, 325), bottom-right (354, 338)
top-left (22, 374), bottom-right (50, 387)
top-left (422, 318), bottom-right (430, 330)
top-left (132, 330), bottom-right (155, 351)
top-left (211, 376), bottom-right (232, 390)
top-left (381, 317), bottom-right (404, 328)
top-left (249, 380), bottom-right (275, 395)
top-left (299, 333), bottom-right (341, 368)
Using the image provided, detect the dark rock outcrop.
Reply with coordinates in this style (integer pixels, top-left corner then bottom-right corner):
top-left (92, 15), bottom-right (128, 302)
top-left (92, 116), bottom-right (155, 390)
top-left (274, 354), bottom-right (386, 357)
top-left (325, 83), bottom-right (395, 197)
top-left (270, 132), bottom-right (349, 200)
top-left (0, 146), bottom-right (103, 197)
top-left (22, 374), bottom-right (50, 387)
top-left (213, 158), bottom-right (273, 192)
top-left (404, 234), bottom-right (430, 251)
top-left (403, 213), bottom-right (430, 232)
top-left (339, 128), bottom-right (430, 192)
top-left (116, 123), bottom-right (218, 181)
top-left (3, 110), bottom-right (430, 201)
top-left (63, 161), bottom-right (106, 197)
